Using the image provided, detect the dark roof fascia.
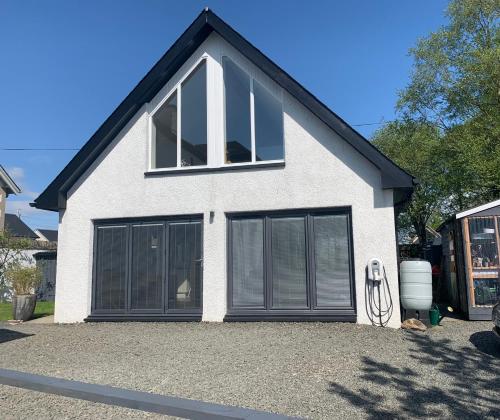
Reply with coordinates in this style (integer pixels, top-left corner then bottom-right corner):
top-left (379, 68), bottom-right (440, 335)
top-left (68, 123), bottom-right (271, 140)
top-left (206, 12), bottom-right (415, 190)
top-left (33, 9), bottom-right (414, 212)
top-left (32, 10), bottom-right (212, 212)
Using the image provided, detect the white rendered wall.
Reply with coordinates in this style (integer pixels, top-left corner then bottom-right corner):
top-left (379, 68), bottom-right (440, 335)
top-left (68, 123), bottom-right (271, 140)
top-left (54, 33), bottom-right (401, 327)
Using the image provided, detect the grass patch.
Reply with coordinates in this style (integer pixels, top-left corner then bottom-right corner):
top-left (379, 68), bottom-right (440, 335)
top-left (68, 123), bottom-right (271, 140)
top-left (0, 300), bottom-right (54, 321)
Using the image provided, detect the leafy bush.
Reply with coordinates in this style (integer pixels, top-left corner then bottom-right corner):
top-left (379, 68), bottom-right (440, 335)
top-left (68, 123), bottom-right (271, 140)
top-left (0, 230), bottom-right (34, 300)
top-left (5, 265), bottom-right (42, 295)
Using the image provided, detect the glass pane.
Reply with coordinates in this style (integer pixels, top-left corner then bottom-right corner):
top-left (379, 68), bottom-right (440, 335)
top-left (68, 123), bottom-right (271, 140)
top-left (271, 217), bottom-right (307, 308)
top-left (231, 219), bottom-right (264, 307)
top-left (130, 224), bottom-right (163, 310)
top-left (254, 81), bottom-right (283, 161)
top-left (153, 92), bottom-right (177, 168)
top-left (223, 57), bottom-right (251, 164)
top-left (181, 61), bottom-right (207, 166)
top-left (314, 215), bottom-right (352, 307)
top-left (94, 226), bottom-right (127, 310)
top-left (169, 222), bottom-right (202, 310)
top-left (468, 217), bottom-right (500, 306)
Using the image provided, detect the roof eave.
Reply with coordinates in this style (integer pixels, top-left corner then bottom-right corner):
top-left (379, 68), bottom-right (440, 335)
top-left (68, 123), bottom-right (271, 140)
top-left (0, 165), bottom-right (21, 196)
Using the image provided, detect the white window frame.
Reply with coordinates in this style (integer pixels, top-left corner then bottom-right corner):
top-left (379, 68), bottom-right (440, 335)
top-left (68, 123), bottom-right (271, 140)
top-left (221, 55), bottom-right (285, 168)
top-left (148, 56), bottom-right (209, 172)
top-left (147, 52), bottom-right (285, 173)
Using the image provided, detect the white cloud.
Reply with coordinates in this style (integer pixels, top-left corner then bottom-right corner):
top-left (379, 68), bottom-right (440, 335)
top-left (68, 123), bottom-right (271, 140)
top-left (6, 200), bottom-right (40, 216)
top-left (7, 166), bottom-right (25, 182)
top-left (6, 200), bottom-right (58, 230)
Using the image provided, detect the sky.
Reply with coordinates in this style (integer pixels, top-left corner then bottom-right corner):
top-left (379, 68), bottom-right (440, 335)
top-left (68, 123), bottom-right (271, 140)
top-left (0, 0), bottom-right (449, 230)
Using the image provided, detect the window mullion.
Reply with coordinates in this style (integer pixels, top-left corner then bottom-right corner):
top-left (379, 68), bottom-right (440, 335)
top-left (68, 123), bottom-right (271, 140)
top-left (150, 116), bottom-right (155, 171)
top-left (264, 215), bottom-right (272, 310)
top-left (177, 86), bottom-right (181, 168)
top-left (250, 78), bottom-right (256, 163)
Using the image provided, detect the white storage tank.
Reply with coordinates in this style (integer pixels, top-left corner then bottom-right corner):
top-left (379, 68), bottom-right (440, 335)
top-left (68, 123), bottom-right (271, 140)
top-left (400, 260), bottom-right (432, 310)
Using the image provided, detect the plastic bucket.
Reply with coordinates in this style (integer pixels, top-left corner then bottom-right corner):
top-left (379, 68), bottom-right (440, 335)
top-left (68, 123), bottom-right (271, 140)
top-left (429, 305), bottom-right (440, 326)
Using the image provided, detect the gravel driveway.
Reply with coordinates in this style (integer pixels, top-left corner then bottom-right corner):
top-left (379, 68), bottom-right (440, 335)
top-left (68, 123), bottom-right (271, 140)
top-left (0, 318), bottom-right (499, 419)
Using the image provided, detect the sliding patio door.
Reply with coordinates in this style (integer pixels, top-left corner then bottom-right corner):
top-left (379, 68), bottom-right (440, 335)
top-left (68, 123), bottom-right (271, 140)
top-left (227, 209), bottom-right (355, 320)
top-left (168, 221), bottom-right (203, 310)
top-left (130, 224), bottom-right (164, 312)
top-left (94, 225), bottom-right (128, 312)
top-left (271, 217), bottom-right (308, 309)
top-left (92, 217), bottom-right (202, 318)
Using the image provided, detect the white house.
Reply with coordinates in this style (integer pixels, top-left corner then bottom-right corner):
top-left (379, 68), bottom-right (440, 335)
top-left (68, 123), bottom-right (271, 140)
top-left (0, 165), bottom-right (21, 231)
top-left (33, 9), bottom-right (415, 327)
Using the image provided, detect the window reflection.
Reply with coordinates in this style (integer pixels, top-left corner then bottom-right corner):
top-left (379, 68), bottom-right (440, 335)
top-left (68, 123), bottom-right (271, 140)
top-left (254, 80), bottom-right (283, 161)
top-left (153, 93), bottom-right (177, 168)
top-left (181, 61), bottom-right (207, 166)
top-left (223, 57), bottom-right (252, 163)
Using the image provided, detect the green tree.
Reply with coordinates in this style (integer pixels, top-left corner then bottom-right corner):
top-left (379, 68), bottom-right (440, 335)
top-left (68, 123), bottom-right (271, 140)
top-left (372, 121), bottom-right (443, 246)
top-left (397, 0), bottom-right (500, 212)
top-left (0, 230), bottom-right (33, 301)
top-left (373, 0), bottom-right (499, 247)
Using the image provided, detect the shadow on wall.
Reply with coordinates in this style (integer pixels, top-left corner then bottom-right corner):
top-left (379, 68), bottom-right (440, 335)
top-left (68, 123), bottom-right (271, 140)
top-left (328, 329), bottom-right (500, 419)
top-left (0, 329), bottom-right (34, 344)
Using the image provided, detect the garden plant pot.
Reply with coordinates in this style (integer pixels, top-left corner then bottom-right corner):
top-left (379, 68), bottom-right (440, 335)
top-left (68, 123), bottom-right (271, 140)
top-left (12, 294), bottom-right (37, 321)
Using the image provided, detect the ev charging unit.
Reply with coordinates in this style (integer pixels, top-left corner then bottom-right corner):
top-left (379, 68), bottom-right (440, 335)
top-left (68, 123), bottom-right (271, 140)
top-left (367, 258), bottom-right (384, 282)
top-left (366, 258), bottom-right (393, 327)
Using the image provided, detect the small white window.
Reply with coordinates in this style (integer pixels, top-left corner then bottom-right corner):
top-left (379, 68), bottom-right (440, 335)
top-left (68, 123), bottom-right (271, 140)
top-left (223, 57), bottom-right (283, 164)
top-left (151, 60), bottom-right (207, 169)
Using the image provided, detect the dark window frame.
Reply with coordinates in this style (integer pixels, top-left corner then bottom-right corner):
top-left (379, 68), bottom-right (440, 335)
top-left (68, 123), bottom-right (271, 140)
top-left (225, 207), bottom-right (356, 322)
top-left (89, 214), bottom-right (203, 320)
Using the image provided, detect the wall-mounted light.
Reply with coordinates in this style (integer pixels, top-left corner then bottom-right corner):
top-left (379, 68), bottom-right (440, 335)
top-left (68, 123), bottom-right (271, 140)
top-left (209, 211), bottom-right (215, 224)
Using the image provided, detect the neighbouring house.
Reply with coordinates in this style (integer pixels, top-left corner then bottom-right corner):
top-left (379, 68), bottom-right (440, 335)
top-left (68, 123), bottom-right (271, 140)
top-left (439, 199), bottom-right (500, 320)
top-left (410, 226), bottom-right (442, 246)
top-left (4, 213), bottom-right (38, 240)
top-left (32, 9), bottom-right (415, 326)
top-left (35, 228), bottom-right (58, 243)
top-left (0, 165), bottom-right (21, 231)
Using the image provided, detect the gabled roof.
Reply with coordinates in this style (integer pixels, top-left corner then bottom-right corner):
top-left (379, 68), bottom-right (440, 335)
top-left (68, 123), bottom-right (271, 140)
top-left (4, 214), bottom-right (38, 239)
top-left (456, 199), bottom-right (500, 219)
top-left (32, 8), bottom-right (415, 212)
top-left (35, 228), bottom-right (58, 242)
top-left (0, 165), bottom-right (21, 196)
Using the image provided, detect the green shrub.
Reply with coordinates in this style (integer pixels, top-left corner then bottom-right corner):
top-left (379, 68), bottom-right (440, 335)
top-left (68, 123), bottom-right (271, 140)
top-left (5, 265), bottom-right (42, 295)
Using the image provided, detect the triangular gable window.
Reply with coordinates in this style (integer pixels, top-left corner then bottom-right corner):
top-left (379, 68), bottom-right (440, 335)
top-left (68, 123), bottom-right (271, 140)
top-left (223, 57), bottom-right (283, 164)
top-left (152, 60), bottom-right (207, 169)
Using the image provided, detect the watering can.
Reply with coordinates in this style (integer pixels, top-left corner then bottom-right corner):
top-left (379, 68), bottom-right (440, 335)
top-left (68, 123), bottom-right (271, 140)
top-left (429, 304), bottom-right (450, 326)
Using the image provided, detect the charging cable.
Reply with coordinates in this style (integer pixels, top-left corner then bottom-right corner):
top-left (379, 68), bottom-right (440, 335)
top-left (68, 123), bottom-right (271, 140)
top-left (365, 266), bottom-right (394, 327)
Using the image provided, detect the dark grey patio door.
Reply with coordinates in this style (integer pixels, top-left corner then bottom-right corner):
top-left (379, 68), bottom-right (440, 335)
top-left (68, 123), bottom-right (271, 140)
top-left (91, 217), bottom-right (202, 320)
top-left (94, 225), bottom-right (128, 312)
top-left (227, 208), bottom-right (356, 321)
top-left (168, 221), bottom-right (203, 310)
top-left (130, 224), bottom-right (164, 312)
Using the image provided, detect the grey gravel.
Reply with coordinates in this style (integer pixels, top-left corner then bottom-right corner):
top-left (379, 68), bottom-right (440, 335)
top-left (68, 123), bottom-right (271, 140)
top-left (0, 318), bottom-right (499, 419)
